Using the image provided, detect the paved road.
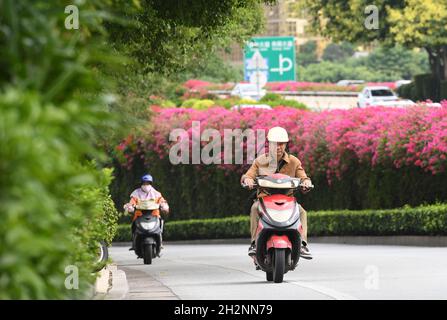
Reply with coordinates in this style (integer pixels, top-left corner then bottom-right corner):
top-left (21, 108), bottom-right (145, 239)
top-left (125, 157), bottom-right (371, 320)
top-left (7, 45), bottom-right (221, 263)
top-left (109, 243), bottom-right (447, 300)
top-left (286, 95), bottom-right (358, 110)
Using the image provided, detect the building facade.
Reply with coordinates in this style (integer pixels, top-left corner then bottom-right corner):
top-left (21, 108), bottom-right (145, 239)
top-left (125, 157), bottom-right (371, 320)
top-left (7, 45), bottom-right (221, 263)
top-left (223, 0), bottom-right (327, 65)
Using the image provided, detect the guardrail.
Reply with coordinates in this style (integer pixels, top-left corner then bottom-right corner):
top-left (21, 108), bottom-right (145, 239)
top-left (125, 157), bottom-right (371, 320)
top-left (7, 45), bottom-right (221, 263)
top-left (208, 90), bottom-right (359, 97)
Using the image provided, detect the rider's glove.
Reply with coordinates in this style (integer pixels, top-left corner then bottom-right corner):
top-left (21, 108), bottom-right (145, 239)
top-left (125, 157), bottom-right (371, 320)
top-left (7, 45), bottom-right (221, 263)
top-left (124, 203), bottom-right (135, 213)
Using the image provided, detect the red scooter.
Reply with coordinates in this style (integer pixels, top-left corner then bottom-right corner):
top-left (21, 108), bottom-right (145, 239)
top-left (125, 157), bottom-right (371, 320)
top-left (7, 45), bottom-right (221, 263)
top-left (243, 174), bottom-right (313, 283)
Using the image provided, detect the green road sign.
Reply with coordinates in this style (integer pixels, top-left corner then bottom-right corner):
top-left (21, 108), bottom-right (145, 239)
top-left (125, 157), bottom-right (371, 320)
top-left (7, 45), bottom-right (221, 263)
top-left (244, 36), bottom-right (296, 82)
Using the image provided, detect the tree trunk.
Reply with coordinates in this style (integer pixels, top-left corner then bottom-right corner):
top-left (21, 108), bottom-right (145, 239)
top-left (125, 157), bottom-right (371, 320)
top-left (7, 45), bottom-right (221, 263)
top-left (425, 47), bottom-right (442, 101)
top-left (442, 45), bottom-right (447, 80)
top-left (441, 46), bottom-right (447, 100)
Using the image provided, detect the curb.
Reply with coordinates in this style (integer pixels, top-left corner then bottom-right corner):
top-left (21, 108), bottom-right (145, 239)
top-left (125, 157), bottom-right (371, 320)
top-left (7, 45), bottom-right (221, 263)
top-left (120, 266), bottom-right (178, 300)
top-left (94, 266), bottom-right (112, 295)
top-left (112, 236), bottom-right (447, 247)
top-left (104, 264), bottom-right (129, 300)
top-left (310, 236), bottom-right (447, 247)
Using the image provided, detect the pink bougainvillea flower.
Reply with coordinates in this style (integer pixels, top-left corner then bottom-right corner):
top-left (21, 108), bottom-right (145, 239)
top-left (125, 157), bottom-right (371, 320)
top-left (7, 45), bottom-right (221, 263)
top-left (116, 102), bottom-right (447, 181)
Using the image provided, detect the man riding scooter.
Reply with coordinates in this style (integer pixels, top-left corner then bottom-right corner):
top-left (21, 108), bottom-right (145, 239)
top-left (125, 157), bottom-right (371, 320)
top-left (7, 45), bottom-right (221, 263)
top-left (241, 127), bottom-right (313, 259)
top-left (124, 174), bottom-right (169, 251)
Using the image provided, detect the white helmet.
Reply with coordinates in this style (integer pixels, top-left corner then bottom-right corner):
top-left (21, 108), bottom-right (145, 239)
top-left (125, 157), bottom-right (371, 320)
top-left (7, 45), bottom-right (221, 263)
top-left (267, 126), bottom-right (289, 142)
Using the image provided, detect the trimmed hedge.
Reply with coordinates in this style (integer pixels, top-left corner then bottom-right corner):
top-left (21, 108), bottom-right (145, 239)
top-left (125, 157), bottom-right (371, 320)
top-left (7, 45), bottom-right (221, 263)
top-left (114, 203), bottom-right (447, 241)
top-left (440, 80), bottom-right (447, 100)
top-left (111, 156), bottom-right (447, 221)
top-left (397, 73), bottom-right (441, 101)
top-left (115, 216), bottom-right (250, 241)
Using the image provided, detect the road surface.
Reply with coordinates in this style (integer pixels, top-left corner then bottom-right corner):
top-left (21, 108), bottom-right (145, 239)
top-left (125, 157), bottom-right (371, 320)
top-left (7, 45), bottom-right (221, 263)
top-left (286, 95), bottom-right (358, 110)
top-left (109, 243), bottom-right (447, 300)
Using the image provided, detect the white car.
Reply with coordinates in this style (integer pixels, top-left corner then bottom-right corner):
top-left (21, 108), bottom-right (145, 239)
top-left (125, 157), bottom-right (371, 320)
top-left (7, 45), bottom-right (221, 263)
top-left (230, 83), bottom-right (266, 101)
top-left (357, 86), bottom-right (415, 108)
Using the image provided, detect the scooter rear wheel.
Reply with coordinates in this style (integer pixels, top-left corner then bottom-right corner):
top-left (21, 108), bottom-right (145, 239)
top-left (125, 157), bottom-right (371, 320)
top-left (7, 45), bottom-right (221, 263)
top-left (273, 249), bottom-right (285, 283)
top-left (266, 272), bottom-right (273, 281)
top-left (143, 244), bottom-right (153, 265)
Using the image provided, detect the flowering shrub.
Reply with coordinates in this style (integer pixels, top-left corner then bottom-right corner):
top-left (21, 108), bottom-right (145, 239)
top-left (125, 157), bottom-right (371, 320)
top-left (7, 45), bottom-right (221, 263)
top-left (366, 82), bottom-right (397, 90)
top-left (116, 103), bottom-right (447, 181)
top-left (183, 79), bottom-right (214, 90)
top-left (183, 79), bottom-right (234, 91)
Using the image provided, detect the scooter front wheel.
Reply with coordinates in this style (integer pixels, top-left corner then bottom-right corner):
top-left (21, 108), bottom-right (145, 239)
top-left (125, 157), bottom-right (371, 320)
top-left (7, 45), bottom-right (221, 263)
top-left (266, 272), bottom-right (273, 281)
top-left (273, 249), bottom-right (285, 283)
top-left (143, 244), bottom-right (153, 265)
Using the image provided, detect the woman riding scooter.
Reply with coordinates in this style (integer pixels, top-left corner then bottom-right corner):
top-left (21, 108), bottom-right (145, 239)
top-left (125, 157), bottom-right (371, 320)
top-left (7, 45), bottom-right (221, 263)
top-left (124, 174), bottom-right (169, 251)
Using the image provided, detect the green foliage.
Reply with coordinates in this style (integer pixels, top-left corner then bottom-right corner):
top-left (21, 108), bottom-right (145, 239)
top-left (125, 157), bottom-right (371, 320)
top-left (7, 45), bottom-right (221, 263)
top-left (214, 98), bottom-right (239, 109)
top-left (414, 73), bottom-right (437, 100)
top-left (309, 204), bottom-right (447, 236)
top-left (300, 0), bottom-right (406, 45)
top-left (397, 73), bottom-right (437, 101)
top-left (269, 99), bottom-right (308, 109)
top-left (231, 94), bottom-right (310, 109)
top-left (181, 52), bottom-right (244, 83)
top-left (90, 168), bottom-right (120, 247)
top-left (300, 0), bottom-right (445, 97)
top-left (364, 46), bottom-right (429, 80)
top-left (322, 42), bottom-right (355, 62)
top-left (260, 93), bottom-right (282, 101)
top-left (181, 99), bottom-right (201, 108)
top-left (101, 0), bottom-right (268, 140)
top-left (115, 216), bottom-right (249, 241)
top-left (160, 100), bottom-right (177, 108)
top-left (178, 96), bottom-right (307, 110)
top-left (192, 99), bottom-right (215, 110)
top-left (105, 0), bottom-right (269, 75)
top-left (298, 61), bottom-right (382, 82)
top-left (238, 98), bottom-right (259, 104)
top-left (296, 41), bottom-right (319, 66)
top-left (397, 82), bottom-right (416, 100)
top-left (114, 203), bottom-right (447, 241)
top-left (0, 90), bottom-right (112, 299)
top-left (181, 98), bottom-right (216, 109)
top-left (0, 0), bottom-right (120, 299)
top-left (115, 225), bottom-right (132, 242)
top-left (111, 155), bottom-right (447, 220)
top-left (388, 0), bottom-right (447, 48)
top-left (298, 45), bottom-right (429, 82)
top-left (0, 0), bottom-right (116, 101)
top-left (440, 80), bottom-right (447, 100)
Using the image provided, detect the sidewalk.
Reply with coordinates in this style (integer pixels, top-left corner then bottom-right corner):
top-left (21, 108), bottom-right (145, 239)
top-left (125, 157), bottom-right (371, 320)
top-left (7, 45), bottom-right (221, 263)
top-left (95, 263), bottom-right (177, 300)
top-left (93, 264), bottom-right (127, 300)
top-left (117, 267), bottom-right (178, 300)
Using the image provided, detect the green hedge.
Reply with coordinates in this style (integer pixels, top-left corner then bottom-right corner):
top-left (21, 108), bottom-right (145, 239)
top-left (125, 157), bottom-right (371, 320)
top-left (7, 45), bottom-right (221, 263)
top-left (115, 216), bottom-right (249, 241)
top-left (259, 94), bottom-right (308, 109)
top-left (113, 203), bottom-right (447, 242)
top-left (0, 1), bottom-right (121, 299)
top-left (440, 80), bottom-right (447, 100)
top-left (397, 73), bottom-right (440, 101)
top-left (111, 156), bottom-right (447, 221)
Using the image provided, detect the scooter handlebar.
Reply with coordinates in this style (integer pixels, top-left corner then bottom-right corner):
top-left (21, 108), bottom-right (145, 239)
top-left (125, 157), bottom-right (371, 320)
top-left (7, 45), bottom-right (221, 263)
top-left (241, 182), bottom-right (258, 189)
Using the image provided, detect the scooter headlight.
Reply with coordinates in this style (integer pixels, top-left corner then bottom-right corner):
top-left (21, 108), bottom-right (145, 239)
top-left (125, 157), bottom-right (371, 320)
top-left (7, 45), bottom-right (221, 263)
top-left (140, 221), bottom-right (157, 230)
